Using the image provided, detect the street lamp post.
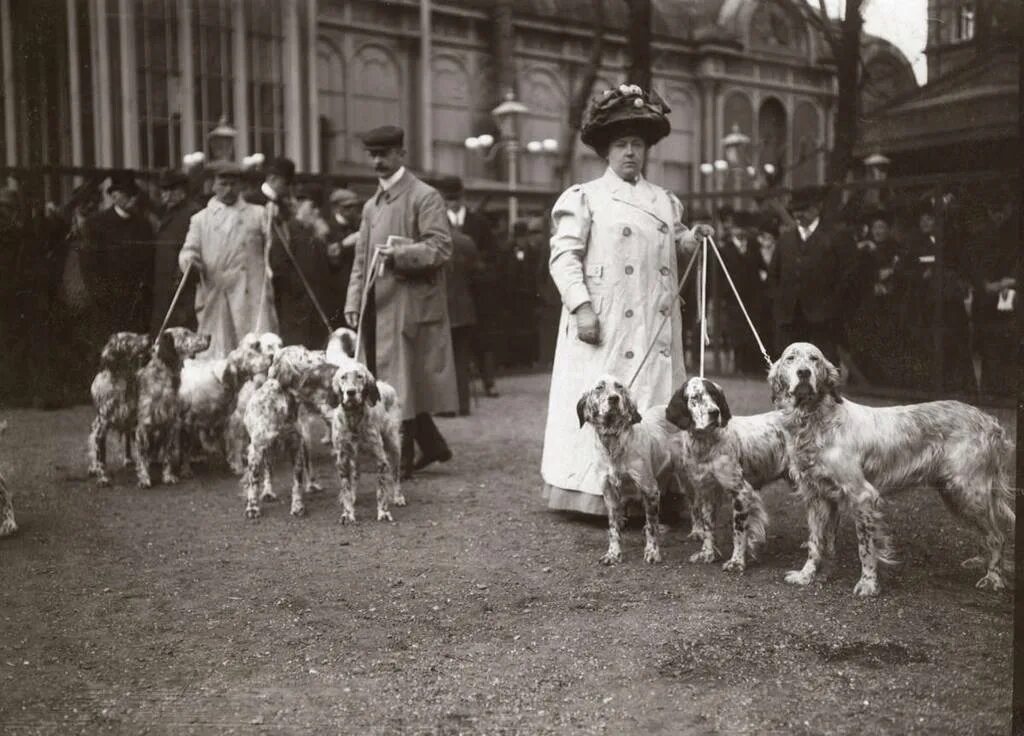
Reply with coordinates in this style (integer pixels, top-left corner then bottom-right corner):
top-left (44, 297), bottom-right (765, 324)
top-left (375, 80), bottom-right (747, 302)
top-left (490, 91), bottom-right (529, 227)
top-left (208, 116), bottom-right (238, 163)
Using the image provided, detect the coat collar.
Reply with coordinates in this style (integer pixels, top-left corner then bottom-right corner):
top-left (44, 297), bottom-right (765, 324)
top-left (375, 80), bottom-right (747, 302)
top-left (601, 167), bottom-right (667, 228)
top-left (374, 169), bottom-right (415, 206)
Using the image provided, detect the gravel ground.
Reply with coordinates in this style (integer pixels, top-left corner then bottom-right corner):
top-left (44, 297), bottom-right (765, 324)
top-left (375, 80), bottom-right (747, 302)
top-left (0, 373), bottom-right (1014, 735)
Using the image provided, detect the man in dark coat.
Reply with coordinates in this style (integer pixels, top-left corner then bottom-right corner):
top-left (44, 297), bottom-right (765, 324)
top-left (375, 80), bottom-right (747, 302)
top-left (323, 187), bottom-right (362, 323)
top-left (445, 227), bottom-right (480, 416)
top-left (276, 185), bottom-right (334, 348)
top-left (770, 186), bottom-right (853, 365)
top-left (437, 175), bottom-right (500, 397)
top-left (150, 169), bottom-right (200, 333)
top-left (719, 213), bottom-right (762, 374)
top-left (80, 172), bottom-right (155, 341)
top-left (750, 214), bottom-right (780, 361)
top-left (971, 198), bottom-right (1018, 394)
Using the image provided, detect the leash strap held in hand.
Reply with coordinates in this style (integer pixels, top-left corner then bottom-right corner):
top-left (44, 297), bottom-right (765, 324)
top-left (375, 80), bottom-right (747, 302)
top-left (706, 234), bottom-right (773, 369)
top-left (699, 236), bottom-right (709, 378)
top-left (627, 245), bottom-right (701, 389)
top-left (156, 261), bottom-right (193, 337)
top-left (355, 248), bottom-right (382, 354)
top-left (270, 217), bottom-right (333, 333)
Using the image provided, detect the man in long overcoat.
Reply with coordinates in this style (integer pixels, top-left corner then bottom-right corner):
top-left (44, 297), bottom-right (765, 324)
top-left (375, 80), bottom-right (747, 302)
top-left (344, 126), bottom-right (457, 479)
top-left (150, 169), bottom-right (200, 333)
top-left (179, 162), bottom-right (278, 359)
top-left (446, 227), bottom-right (480, 416)
top-left (323, 188), bottom-right (362, 323)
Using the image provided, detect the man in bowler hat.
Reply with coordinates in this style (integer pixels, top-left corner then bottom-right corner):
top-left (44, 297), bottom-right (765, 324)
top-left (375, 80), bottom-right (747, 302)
top-left (343, 125), bottom-right (457, 479)
top-left (150, 169), bottom-right (200, 333)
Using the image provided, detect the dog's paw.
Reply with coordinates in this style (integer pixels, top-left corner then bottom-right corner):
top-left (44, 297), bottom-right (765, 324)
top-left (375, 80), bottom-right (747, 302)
top-left (852, 576), bottom-right (880, 597)
top-left (722, 558), bottom-right (746, 573)
top-left (136, 478), bottom-right (152, 490)
top-left (689, 549), bottom-right (717, 564)
top-left (599, 551), bottom-right (622, 566)
top-left (975, 571), bottom-right (1008, 592)
top-left (340, 510), bottom-right (356, 525)
top-left (960, 555), bottom-right (986, 570)
top-left (260, 490), bottom-right (279, 503)
top-left (228, 463), bottom-right (246, 477)
top-left (95, 475), bottom-right (112, 488)
top-left (245, 504), bottom-right (262, 520)
top-left (643, 547), bottom-right (662, 564)
top-left (179, 466), bottom-right (194, 480)
top-left (87, 464), bottom-right (102, 478)
top-left (162, 473), bottom-right (179, 486)
top-left (0, 518), bottom-right (18, 537)
top-left (290, 502), bottom-right (306, 517)
top-left (392, 493), bottom-right (407, 507)
top-left (377, 509), bottom-right (394, 522)
top-left (784, 569), bottom-right (815, 586)
top-left (307, 481), bottom-right (323, 495)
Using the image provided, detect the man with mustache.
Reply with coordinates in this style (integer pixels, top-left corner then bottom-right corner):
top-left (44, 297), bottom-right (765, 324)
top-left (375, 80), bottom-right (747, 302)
top-left (343, 126), bottom-right (457, 480)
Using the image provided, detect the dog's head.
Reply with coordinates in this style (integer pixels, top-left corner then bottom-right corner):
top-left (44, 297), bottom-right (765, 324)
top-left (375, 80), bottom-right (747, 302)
top-left (163, 327), bottom-right (211, 359)
top-left (768, 342), bottom-right (842, 410)
top-left (258, 333), bottom-right (283, 360)
top-left (325, 327), bottom-right (358, 364)
top-left (576, 375), bottom-right (642, 431)
top-left (223, 341), bottom-right (273, 392)
top-left (152, 330), bottom-right (180, 370)
top-left (331, 361), bottom-right (380, 412)
top-left (297, 363), bottom-right (341, 415)
top-left (665, 377), bottom-right (732, 432)
top-left (100, 332), bottom-right (151, 371)
top-left (267, 347), bottom-right (315, 392)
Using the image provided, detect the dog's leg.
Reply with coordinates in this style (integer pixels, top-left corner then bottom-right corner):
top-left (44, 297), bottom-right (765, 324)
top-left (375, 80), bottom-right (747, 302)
top-left (161, 423), bottom-right (181, 486)
top-left (688, 487), bottom-right (720, 564)
top-left (177, 423), bottom-right (194, 480)
top-left (942, 474), bottom-right (1013, 591)
top-left (243, 442), bottom-right (264, 519)
top-left (363, 431), bottom-right (394, 522)
top-left (640, 481), bottom-right (661, 564)
top-left (335, 440), bottom-right (357, 524)
top-left (599, 477), bottom-right (625, 565)
top-left (0, 471), bottom-right (17, 537)
top-left (133, 427), bottom-right (153, 489)
top-left (383, 422), bottom-right (405, 507)
top-left (289, 435), bottom-right (307, 517)
top-left (785, 495), bottom-right (838, 587)
top-left (301, 415), bottom-right (323, 494)
top-left (87, 416), bottom-right (111, 486)
top-left (852, 483), bottom-right (895, 597)
top-left (122, 430), bottom-right (134, 469)
top-left (723, 481), bottom-right (769, 573)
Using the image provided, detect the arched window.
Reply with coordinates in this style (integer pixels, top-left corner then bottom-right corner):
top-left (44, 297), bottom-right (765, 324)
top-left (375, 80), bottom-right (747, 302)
top-left (757, 97), bottom-right (787, 175)
top-left (649, 82), bottom-right (695, 194)
top-left (317, 39), bottom-right (345, 172)
top-left (432, 54), bottom-right (471, 176)
top-left (350, 44), bottom-right (402, 163)
top-left (790, 100), bottom-right (821, 188)
top-left (519, 67), bottom-right (567, 187)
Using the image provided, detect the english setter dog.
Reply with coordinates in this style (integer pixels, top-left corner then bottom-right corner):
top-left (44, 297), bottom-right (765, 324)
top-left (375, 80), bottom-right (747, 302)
top-left (224, 332), bottom-right (282, 475)
top-left (242, 361), bottom-right (338, 519)
top-left (577, 375), bottom-right (684, 565)
top-left (88, 331), bottom-right (151, 486)
top-left (330, 354), bottom-right (403, 523)
top-left (665, 377), bottom-right (787, 572)
top-left (134, 331), bottom-right (186, 488)
top-left (770, 341), bottom-right (1016, 596)
top-left (0, 421), bottom-right (15, 537)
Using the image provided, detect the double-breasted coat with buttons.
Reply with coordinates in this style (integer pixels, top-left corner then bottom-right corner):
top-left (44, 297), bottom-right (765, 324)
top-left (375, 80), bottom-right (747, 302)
top-left (344, 170), bottom-right (457, 421)
top-left (542, 167), bottom-right (695, 514)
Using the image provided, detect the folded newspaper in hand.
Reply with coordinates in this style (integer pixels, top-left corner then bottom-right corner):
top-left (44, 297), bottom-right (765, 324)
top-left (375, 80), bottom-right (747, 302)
top-left (376, 235), bottom-right (414, 276)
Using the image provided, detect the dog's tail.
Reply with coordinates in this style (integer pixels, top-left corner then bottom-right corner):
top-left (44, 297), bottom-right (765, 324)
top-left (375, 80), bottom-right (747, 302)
top-left (745, 490), bottom-right (769, 557)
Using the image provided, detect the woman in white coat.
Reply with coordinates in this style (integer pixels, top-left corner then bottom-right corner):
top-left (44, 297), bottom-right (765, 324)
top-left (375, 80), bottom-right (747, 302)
top-left (541, 84), bottom-right (713, 515)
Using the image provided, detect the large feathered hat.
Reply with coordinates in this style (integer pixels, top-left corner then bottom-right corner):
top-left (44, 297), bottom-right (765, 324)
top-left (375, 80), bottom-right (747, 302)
top-left (580, 84), bottom-right (671, 152)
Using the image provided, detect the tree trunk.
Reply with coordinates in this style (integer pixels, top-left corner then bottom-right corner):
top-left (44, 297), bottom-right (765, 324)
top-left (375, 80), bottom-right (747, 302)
top-left (822, 0), bottom-right (864, 222)
top-left (555, 0), bottom-right (605, 186)
top-left (624, 0), bottom-right (652, 90)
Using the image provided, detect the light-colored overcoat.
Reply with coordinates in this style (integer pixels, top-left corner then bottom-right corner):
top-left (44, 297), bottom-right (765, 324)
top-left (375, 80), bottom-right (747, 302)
top-left (542, 167), bottom-right (695, 513)
top-left (179, 197), bottom-right (278, 360)
top-left (344, 170), bottom-right (457, 420)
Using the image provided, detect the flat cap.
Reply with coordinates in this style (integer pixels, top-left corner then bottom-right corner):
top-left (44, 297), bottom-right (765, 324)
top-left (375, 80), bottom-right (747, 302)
top-left (359, 125), bottom-right (404, 150)
top-left (435, 175), bottom-right (464, 197)
top-left (157, 169), bottom-right (189, 189)
top-left (329, 188), bottom-right (360, 206)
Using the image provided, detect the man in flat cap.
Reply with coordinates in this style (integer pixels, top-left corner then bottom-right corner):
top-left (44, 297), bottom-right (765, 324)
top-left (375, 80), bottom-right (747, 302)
top-left (179, 161), bottom-right (278, 359)
top-left (324, 187), bottom-right (362, 320)
top-left (770, 185), bottom-right (854, 365)
top-left (150, 169), bottom-right (200, 333)
top-left (79, 171), bottom-right (155, 340)
top-left (344, 125), bottom-right (457, 479)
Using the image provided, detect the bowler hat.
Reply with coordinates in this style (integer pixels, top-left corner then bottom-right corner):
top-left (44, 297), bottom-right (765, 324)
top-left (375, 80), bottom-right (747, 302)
top-left (329, 188), bottom-right (360, 206)
top-left (788, 185), bottom-right (828, 212)
top-left (266, 157), bottom-right (296, 182)
top-left (107, 172), bottom-right (141, 196)
top-left (359, 125), bottom-right (405, 150)
top-left (157, 169), bottom-right (189, 190)
top-left (436, 175), bottom-right (464, 197)
top-left (580, 84), bottom-right (671, 152)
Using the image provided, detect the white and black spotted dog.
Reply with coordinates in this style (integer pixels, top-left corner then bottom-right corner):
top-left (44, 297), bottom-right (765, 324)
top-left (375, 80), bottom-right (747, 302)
top-left (330, 355), bottom-right (403, 524)
top-left (134, 331), bottom-right (189, 487)
top-left (224, 332), bottom-right (282, 475)
top-left (0, 421), bottom-right (16, 538)
top-left (665, 377), bottom-right (786, 572)
top-left (88, 331), bottom-right (152, 486)
top-left (770, 341), bottom-right (1016, 596)
top-left (242, 360), bottom-right (339, 519)
top-left (577, 375), bottom-right (684, 565)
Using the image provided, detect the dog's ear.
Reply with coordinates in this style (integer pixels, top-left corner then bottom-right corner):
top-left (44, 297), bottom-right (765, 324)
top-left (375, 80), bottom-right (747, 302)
top-left (156, 331), bottom-right (178, 367)
top-left (665, 387), bottom-right (692, 430)
top-left (366, 377), bottom-right (380, 407)
top-left (623, 390), bottom-right (642, 425)
top-left (341, 330), bottom-right (357, 359)
top-left (705, 380), bottom-right (731, 426)
top-left (576, 391), bottom-right (591, 428)
top-left (822, 356), bottom-right (844, 403)
top-left (222, 360), bottom-right (240, 392)
top-left (767, 358), bottom-right (787, 407)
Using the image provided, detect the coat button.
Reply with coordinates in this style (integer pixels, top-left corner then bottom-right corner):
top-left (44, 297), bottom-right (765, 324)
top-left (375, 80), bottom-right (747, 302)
top-left (660, 266), bottom-right (669, 276)
top-left (625, 350), bottom-right (634, 359)
top-left (625, 265), bottom-right (634, 275)
top-left (660, 306), bottom-right (669, 316)
top-left (625, 309), bottom-right (634, 317)
top-left (659, 223), bottom-right (668, 233)
top-left (660, 348), bottom-right (671, 357)
top-left (623, 226), bottom-right (631, 236)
